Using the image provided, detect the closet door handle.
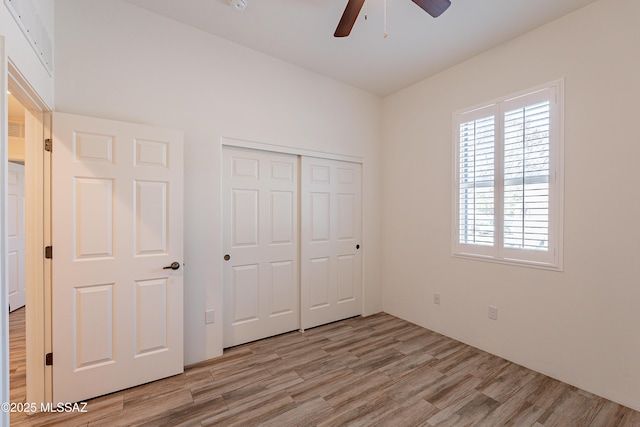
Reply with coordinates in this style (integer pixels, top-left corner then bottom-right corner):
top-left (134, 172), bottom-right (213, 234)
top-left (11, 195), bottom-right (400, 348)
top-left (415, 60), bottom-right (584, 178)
top-left (224, 254), bottom-right (231, 261)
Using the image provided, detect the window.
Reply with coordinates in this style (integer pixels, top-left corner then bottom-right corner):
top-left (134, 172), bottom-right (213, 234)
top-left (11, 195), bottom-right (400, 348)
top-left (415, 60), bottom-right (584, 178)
top-left (453, 81), bottom-right (563, 269)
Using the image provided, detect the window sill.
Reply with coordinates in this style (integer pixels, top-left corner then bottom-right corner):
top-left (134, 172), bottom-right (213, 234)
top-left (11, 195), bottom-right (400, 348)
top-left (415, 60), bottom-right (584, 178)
top-left (452, 252), bottom-right (563, 272)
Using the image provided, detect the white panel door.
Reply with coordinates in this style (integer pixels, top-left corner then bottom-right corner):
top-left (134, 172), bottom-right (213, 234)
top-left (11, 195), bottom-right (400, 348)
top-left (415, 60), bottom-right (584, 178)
top-left (52, 113), bottom-right (184, 403)
top-left (222, 147), bottom-right (299, 347)
top-left (8, 162), bottom-right (25, 312)
top-left (301, 158), bottom-right (362, 330)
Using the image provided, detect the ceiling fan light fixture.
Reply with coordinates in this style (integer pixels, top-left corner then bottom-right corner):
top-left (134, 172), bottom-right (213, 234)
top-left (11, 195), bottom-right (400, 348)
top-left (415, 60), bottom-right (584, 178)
top-left (229, 0), bottom-right (247, 12)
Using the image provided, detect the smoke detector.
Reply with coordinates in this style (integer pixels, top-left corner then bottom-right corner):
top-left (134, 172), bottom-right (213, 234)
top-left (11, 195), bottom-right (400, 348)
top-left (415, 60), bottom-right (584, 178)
top-left (229, 0), bottom-right (247, 12)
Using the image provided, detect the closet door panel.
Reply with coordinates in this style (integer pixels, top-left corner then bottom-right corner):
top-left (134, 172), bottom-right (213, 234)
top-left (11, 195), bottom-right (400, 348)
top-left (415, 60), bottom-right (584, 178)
top-left (222, 147), bottom-right (299, 347)
top-left (301, 158), bottom-right (362, 330)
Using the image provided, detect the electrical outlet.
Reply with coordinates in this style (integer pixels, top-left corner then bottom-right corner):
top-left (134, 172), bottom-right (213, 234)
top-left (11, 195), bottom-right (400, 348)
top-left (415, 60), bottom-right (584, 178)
top-left (434, 293), bottom-right (441, 305)
top-left (205, 310), bottom-right (215, 324)
top-left (488, 306), bottom-right (498, 320)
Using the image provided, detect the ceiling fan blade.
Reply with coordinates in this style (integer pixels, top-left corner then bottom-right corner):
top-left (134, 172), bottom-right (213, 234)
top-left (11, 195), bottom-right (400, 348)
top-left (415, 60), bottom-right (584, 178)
top-left (411, 0), bottom-right (451, 18)
top-left (334, 0), bottom-right (366, 37)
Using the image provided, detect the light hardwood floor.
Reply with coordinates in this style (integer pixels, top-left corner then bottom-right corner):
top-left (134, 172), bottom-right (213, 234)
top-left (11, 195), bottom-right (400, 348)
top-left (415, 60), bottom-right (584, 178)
top-left (8, 307), bottom-right (640, 426)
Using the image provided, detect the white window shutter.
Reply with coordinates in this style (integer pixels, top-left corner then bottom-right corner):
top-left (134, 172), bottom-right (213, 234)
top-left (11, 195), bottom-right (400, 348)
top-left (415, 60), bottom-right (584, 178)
top-left (459, 116), bottom-right (495, 246)
top-left (453, 80), bottom-right (563, 270)
top-left (503, 101), bottom-right (550, 251)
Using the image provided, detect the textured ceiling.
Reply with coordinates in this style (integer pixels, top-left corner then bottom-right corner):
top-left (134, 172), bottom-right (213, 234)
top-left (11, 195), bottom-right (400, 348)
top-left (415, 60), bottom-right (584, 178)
top-left (123, 0), bottom-right (600, 96)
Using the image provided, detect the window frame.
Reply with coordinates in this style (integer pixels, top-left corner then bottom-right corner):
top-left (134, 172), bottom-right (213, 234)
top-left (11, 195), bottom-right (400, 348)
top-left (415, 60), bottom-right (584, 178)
top-left (452, 80), bottom-right (564, 270)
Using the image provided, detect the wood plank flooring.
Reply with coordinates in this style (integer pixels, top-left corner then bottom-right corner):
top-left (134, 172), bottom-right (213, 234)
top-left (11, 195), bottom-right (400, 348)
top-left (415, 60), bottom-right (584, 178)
top-left (8, 308), bottom-right (640, 426)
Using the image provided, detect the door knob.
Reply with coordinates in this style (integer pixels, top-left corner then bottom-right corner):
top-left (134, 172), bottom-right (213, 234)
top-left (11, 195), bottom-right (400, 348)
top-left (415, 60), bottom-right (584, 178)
top-left (224, 254), bottom-right (231, 261)
top-left (163, 262), bottom-right (181, 270)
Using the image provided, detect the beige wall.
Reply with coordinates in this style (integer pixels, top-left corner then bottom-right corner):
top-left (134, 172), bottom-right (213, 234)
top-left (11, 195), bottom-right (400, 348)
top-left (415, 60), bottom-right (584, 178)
top-left (54, 0), bottom-right (384, 365)
top-left (382, 0), bottom-right (640, 411)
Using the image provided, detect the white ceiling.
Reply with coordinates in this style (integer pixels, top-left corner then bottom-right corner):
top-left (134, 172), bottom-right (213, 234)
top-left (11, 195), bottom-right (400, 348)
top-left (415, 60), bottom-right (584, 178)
top-left (123, 0), bottom-right (600, 96)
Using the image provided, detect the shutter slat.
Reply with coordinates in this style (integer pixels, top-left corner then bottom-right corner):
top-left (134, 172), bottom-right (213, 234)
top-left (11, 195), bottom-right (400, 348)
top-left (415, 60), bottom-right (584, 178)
top-left (459, 116), bottom-right (495, 245)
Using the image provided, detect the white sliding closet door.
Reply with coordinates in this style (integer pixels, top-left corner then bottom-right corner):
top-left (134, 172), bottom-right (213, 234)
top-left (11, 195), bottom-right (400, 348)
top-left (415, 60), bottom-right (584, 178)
top-left (301, 157), bottom-right (362, 330)
top-left (222, 147), bottom-right (299, 347)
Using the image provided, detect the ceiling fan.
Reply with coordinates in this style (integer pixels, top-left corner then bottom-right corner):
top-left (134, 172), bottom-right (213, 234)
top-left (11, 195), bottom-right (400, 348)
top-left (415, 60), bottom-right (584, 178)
top-left (334, 0), bottom-right (451, 37)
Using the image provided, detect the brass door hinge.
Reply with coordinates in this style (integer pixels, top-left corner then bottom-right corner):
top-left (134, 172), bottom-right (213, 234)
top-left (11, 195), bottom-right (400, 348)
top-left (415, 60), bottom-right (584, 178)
top-left (45, 352), bottom-right (53, 366)
top-left (44, 138), bottom-right (52, 152)
top-left (45, 246), bottom-right (53, 259)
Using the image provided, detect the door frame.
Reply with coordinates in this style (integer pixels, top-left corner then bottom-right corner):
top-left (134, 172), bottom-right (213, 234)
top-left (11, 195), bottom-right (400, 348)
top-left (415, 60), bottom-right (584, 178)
top-left (219, 137), bottom-right (364, 342)
top-left (221, 137), bottom-right (362, 164)
top-left (1, 37), bottom-right (9, 426)
top-left (7, 59), bottom-right (52, 404)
